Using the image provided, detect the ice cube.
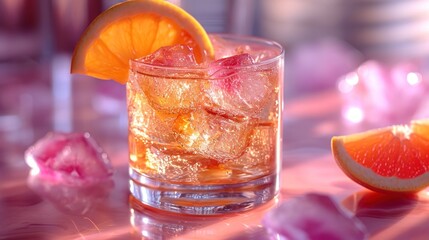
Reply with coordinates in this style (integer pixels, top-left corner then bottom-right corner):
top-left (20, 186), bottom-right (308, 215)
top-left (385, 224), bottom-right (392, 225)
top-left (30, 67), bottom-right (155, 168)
top-left (127, 82), bottom-right (177, 144)
top-left (140, 142), bottom-right (221, 183)
top-left (25, 132), bottom-right (113, 185)
top-left (209, 53), bottom-right (253, 72)
top-left (139, 44), bottom-right (198, 67)
top-left (206, 54), bottom-right (274, 118)
top-left (133, 45), bottom-right (204, 113)
top-left (263, 193), bottom-right (368, 240)
top-left (173, 110), bottom-right (254, 160)
top-left (210, 35), bottom-right (280, 62)
top-left (141, 74), bottom-right (204, 113)
top-left (223, 123), bottom-right (275, 175)
top-left (235, 44), bottom-right (280, 63)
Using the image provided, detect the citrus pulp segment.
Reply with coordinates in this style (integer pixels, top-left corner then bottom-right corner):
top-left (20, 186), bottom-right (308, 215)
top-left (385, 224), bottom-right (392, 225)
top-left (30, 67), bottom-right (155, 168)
top-left (70, 0), bottom-right (214, 84)
top-left (331, 120), bottom-right (429, 194)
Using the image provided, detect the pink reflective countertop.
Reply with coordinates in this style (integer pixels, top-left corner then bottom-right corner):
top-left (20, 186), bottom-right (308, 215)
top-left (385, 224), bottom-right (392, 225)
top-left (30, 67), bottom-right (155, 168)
top-left (1, 59), bottom-right (429, 240)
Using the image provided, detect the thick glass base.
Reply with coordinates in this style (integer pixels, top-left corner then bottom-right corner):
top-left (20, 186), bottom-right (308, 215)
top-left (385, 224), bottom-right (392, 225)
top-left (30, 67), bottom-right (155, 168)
top-left (129, 168), bottom-right (279, 215)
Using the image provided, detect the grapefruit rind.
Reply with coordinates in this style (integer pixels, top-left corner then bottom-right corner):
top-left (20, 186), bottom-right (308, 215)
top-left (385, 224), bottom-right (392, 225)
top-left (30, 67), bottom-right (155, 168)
top-left (71, 0), bottom-right (214, 84)
top-left (331, 129), bottom-right (429, 194)
top-left (411, 120), bottom-right (429, 141)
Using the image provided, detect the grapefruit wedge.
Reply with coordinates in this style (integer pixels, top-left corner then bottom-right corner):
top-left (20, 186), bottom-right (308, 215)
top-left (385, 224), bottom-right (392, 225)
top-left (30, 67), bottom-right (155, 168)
top-left (71, 0), bottom-right (214, 84)
top-left (331, 119), bottom-right (429, 194)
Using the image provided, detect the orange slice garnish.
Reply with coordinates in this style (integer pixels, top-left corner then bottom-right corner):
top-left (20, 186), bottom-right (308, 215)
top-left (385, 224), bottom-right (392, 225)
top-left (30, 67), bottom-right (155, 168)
top-left (71, 0), bottom-right (214, 84)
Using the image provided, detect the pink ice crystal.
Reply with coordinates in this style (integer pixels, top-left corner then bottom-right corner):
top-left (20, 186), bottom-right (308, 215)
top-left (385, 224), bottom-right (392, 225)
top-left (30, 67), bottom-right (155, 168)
top-left (206, 53), bottom-right (273, 117)
top-left (208, 53), bottom-right (254, 94)
top-left (338, 60), bottom-right (429, 127)
top-left (25, 132), bottom-right (113, 185)
top-left (263, 193), bottom-right (368, 240)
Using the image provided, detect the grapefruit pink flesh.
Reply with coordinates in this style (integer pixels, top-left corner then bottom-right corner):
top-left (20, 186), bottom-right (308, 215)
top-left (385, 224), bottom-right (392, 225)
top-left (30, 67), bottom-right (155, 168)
top-left (331, 120), bottom-right (429, 194)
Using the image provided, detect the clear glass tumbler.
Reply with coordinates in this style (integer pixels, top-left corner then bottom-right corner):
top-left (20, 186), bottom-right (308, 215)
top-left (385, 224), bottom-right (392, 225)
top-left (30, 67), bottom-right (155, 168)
top-left (127, 34), bottom-right (284, 215)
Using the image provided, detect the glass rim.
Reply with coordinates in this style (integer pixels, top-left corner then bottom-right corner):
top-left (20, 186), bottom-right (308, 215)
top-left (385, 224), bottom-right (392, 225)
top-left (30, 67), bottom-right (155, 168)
top-left (129, 33), bottom-right (284, 74)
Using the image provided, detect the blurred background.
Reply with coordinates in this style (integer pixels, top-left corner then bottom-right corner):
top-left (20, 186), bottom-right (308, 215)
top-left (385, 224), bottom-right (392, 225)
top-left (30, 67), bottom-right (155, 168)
top-left (1, 0), bottom-right (429, 161)
top-left (2, 2), bottom-right (429, 238)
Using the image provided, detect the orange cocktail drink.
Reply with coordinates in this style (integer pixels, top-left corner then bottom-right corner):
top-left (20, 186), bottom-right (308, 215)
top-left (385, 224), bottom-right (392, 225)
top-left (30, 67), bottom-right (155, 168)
top-left (70, 0), bottom-right (283, 215)
top-left (128, 35), bottom-right (283, 214)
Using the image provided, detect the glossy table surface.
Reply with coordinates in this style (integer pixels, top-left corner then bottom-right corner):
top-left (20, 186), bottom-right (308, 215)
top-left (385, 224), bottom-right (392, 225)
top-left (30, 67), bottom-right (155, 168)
top-left (2, 57), bottom-right (429, 240)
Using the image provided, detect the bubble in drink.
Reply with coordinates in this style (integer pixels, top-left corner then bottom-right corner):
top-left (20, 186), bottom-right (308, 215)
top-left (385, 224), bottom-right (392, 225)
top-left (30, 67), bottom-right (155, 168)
top-left (206, 54), bottom-right (274, 117)
top-left (135, 45), bottom-right (204, 113)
